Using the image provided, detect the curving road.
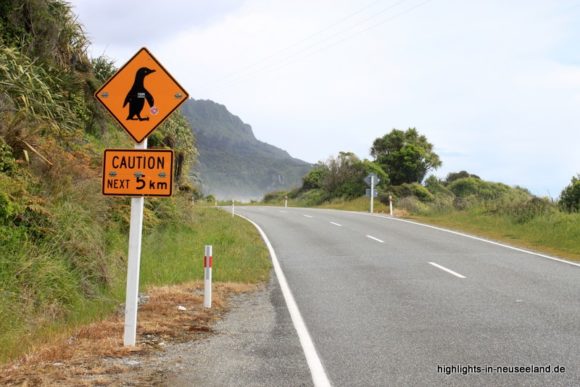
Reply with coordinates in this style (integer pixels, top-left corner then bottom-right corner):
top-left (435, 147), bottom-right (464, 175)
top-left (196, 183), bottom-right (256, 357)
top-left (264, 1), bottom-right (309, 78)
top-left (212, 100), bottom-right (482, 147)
top-left (234, 206), bottom-right (580, 387)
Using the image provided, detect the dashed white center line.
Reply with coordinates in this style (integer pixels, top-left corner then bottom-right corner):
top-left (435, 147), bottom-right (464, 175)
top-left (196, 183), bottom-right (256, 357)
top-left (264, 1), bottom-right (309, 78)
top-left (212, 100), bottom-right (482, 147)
top-left (428, 262), bottom-right (466, 279)
top-left (366, 235), bottom-right (384, 243)
top-left (303, 214), bottom-right (313, 218)
top-left (279, 210), bottom-right (287, 213)
top-left (330, 222), bottom-right (342, 227)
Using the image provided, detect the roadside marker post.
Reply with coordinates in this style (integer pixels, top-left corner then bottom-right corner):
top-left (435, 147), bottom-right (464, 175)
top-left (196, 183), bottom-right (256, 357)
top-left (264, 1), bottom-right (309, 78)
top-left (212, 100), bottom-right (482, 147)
top-left (204, 245), bottom-right (213, 308)
top-left (389, 195), bottom-right (393, 216)
top-left (232, 200), bottom-right (235, 217)
top-left (285, 195), bottom-right (288, 208)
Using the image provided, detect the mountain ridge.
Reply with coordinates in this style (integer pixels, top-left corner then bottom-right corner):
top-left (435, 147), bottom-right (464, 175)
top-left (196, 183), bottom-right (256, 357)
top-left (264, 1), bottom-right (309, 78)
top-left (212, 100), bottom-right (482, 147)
top-left (181, 99), bottom-right (311, 200)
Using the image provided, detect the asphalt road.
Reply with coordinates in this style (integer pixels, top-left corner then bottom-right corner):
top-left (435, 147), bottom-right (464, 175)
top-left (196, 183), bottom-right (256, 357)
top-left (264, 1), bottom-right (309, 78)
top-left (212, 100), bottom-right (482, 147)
top-left (234, 206), bottom-right (580, 387)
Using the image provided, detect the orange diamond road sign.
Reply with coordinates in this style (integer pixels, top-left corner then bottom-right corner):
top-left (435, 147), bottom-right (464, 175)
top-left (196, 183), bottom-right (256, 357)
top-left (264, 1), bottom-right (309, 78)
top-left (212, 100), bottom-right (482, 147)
top-left (95, 47), bottom-right (189, 143)
top-left (102, 149), bottom-right (174, 197)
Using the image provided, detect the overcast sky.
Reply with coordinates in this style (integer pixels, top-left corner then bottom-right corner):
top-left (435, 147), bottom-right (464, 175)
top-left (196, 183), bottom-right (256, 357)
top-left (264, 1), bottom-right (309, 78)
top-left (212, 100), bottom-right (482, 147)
top-left (70, 0), bottom-right (580, 196)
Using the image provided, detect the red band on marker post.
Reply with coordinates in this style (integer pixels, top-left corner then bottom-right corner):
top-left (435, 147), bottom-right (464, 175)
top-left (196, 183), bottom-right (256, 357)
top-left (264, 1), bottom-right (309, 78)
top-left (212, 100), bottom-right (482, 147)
top-left (204, 256), bottom-right (212, 268)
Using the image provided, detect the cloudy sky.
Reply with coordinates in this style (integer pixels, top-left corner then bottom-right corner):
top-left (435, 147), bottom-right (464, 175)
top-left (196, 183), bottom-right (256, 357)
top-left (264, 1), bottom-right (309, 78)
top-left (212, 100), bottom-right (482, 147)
top-left (70, 0), bottom-right (580, 196)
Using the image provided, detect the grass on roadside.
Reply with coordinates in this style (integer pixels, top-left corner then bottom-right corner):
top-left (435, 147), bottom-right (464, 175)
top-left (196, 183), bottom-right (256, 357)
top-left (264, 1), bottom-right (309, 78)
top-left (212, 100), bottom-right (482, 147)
top-left (140, 206), bottom-right (271, 286)
top-left (294, 196), bottom-right (580, 263)
top-left (0, 204), bottom-right (271, 364)
top-left (409, 210), bottom-right (580, 262)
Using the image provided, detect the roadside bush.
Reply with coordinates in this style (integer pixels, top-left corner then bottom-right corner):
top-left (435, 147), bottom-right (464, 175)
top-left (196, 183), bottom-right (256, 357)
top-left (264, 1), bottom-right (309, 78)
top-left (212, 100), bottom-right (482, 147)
top-left (300, 189), bottom-right (330, 206)
top-left (425, 175), bottom-right (454, 198)
top-left (559, 175), bottom-right (580, 213)
top-left (506, 197), bottom-right (556, 223)
top-left (448, 177), bottom-right (510, 200)
top-left (392, 183), bottom-right (434, 202)
top-left (262, 190), bottom-right (287, 203)
top-left (397, 196), bottom-right (430, 214)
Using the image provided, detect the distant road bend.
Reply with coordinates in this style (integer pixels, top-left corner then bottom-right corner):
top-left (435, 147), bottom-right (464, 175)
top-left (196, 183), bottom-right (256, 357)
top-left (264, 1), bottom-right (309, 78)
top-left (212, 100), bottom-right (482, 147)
top-left (235, 206), bottom-right (580, 387)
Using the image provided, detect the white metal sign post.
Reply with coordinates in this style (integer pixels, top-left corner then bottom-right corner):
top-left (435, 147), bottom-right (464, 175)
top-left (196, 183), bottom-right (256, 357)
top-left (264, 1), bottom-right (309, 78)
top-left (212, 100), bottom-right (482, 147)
top-left (95, 47), bottom-right (189, 347)
top-left (365, 173), bottom-right (380, 214)
top-left (124, 140), bottom-right (147, 346)
top-left (370, 175), bottom-right (375, 214)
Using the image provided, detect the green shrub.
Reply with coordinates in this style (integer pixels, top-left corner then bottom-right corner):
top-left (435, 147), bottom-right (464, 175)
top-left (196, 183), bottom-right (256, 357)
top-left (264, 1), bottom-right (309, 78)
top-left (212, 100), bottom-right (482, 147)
top-left (559, 175), bottom-right (580, 213)
top-left (397, 196), bottom-right (430, 214)
top-left (300, 189), bottom-right (330, 206)
top-left (506, 197), bottom-right (556, 223)
top-left (448, 177), bottom-right (511, 200)
top-left (392, 183), bottom-right (434, 202)
top-left (0, 138), bottom-right (17, 174)
top-left (263, 190), bottom-right (287, 203)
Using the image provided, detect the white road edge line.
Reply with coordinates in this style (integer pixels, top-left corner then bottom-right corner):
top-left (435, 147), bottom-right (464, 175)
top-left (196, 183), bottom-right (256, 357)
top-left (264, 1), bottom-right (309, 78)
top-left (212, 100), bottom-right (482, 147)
top-left (377, 215), bottom-right (580, 268)
top-left (428, 262), bottom-right (466, 279)
top-left (329, 222), bottom-right (342, 227)
top-left (366, 234), bottom-right (384, 243)
top-left (303, 214), bottom-right (313, 218)
top-left (235, 213), bottom-right (332, 387)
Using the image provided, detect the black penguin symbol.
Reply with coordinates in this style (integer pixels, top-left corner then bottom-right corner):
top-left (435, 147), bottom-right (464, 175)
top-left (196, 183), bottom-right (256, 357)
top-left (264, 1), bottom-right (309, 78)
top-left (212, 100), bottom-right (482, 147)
top-left (124, 67), bottom-right (156, 121)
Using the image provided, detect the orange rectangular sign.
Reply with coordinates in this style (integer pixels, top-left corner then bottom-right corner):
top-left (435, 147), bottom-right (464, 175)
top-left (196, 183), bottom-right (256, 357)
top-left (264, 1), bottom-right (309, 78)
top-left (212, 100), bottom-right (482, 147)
top-left (102, 149), bottom-right (173, 197)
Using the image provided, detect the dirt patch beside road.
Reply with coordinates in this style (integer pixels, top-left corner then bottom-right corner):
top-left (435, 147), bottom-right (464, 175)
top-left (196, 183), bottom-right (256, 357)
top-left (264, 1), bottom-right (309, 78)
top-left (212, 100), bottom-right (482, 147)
top-left (0, 282), bottom-right (258, 386)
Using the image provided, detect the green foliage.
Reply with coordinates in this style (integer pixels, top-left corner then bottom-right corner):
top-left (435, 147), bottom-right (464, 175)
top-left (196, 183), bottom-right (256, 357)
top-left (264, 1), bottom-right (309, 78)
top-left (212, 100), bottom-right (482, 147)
top-left (141, 207), bottom-right (271, 285)
top-left (90, 55), bottom-right (117, 84)
top-left (0, 192), bottom-right (16, 222)
top-left (0, 138), bottom-right (16, 174)
top-left (321, 152), bottom-right (367, 199)
top-left (371, 128), bottom-right (441, 185)
top-left (302, 162), bottom-right (327, 190)
top-left (504, 197), bottom-right (555, 224)
top-left (559, 175), bottom-right (580, 213)
top-left (448, 177), bottom-right (511, 200)
top-left (262, 190), bottom-right (288, 203)
top-left (425, 175), bottom-right (454, 197)
top-left (444, 170), bottom-right (480, 184)
top-left (362, 159), bottom-right (389, 187)
top-left (392, 183), bottom-right (434, 203)
top-left (0, 45), bottom-right (81, 138)
top-left (149, 111), bottom-right (197, 188)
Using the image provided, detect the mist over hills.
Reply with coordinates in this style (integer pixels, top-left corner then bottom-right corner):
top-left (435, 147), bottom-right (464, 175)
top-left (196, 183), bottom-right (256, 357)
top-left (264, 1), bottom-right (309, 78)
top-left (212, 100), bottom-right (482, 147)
top-left (180, 99), bottom-right (312, 200)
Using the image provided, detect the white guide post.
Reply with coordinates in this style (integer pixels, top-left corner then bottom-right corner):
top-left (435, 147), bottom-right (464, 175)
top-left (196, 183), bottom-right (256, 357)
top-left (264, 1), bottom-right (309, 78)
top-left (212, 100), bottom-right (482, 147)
top-left (232, 200), bottom-right (235, 217)
top-left (285, 195), bottom-right (288, 208)
top-left (124, 138), bottom-right (147, 347)
top-left (204, 245), bottom-right (213, 308)
top-left (370, 175), bottom-right (375, 214)
top-left (389, 195), bottom-right (393, 217)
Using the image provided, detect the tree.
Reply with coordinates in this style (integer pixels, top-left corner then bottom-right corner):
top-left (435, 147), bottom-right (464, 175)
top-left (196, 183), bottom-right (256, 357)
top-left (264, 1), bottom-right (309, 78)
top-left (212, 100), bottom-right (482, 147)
top-left (322, 152), bottom-right (367, 198)
top-left (301, 162), bottom-right (328, 190)
top-left (371, 128), bottom-right (441, 185)
top-left (559, 174), bottom-right (580, 212)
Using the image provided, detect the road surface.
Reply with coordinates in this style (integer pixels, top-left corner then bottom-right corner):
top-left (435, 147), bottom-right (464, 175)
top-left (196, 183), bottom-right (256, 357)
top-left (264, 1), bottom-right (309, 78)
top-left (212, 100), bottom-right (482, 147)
top-left (234, 206), bottom-right (579, 386)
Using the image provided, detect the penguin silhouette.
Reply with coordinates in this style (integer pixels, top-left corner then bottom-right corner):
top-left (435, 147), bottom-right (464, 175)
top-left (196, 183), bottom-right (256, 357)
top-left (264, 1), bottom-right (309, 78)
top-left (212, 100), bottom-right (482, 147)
top-left (124, 67), bottom-right (155, 121)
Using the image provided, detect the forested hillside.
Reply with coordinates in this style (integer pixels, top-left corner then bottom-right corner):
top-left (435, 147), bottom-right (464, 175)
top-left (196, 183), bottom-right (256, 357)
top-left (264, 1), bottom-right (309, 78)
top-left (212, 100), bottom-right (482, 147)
top-left (181, 99), bottom-right (312, 200)
top-left (0, 0), bottom-right (196, 360)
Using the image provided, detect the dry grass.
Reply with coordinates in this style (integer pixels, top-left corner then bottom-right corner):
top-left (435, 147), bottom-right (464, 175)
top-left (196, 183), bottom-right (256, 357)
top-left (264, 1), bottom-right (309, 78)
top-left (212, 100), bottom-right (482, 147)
top-left (0, 281), bottom-right (258, 386)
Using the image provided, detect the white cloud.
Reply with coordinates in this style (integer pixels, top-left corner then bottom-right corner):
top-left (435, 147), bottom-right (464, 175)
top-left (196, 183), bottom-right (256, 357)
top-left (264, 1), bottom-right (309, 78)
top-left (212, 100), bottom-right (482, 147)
top-left (70, 0), bottom-right (580, 195)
